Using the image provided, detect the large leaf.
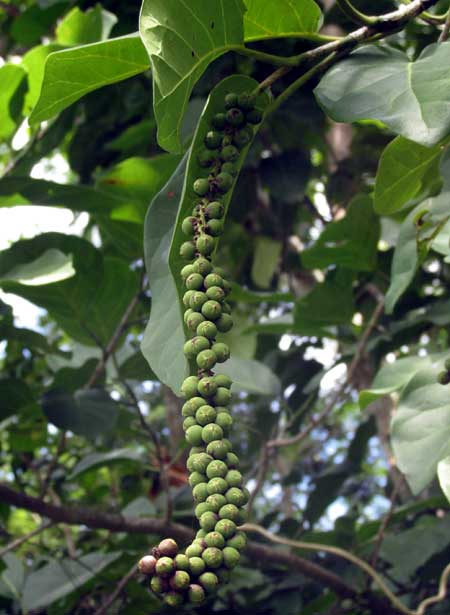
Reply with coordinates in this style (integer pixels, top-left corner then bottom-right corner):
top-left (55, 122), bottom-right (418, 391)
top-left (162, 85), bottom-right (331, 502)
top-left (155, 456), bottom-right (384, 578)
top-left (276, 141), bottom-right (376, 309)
top-left (142, 75), bottom-right (268, 393)
top-left (315, 42), bottom-right (450, 147)
top-left (374, 137), bottom-right (443, 215)
top-left (0, 65), bottom-right (26, 140)
top-left (29, 35), bottom-right (149, 124)
top-left (0, 249), bottom-right (74, 286)
top-left (139, 0), bottom-right (246, 152)
top-left (438, 456), bottom-right (450, 504)
top-left (302, 194), bottom-right (379, 271)
top-left (21, 552), bottom-right (120, 612)
top-left (70, 448), bottom-right (144, 479)
top-left (22, 44), bottom-right (64, 114)
top-left (251, 237), bottom-right (282, 288)
top-left (0, 380), bottom-right (36, 421)
top-left (56, 5), bottom-right (117, 45)
top-left (391, 357), bottom-right (450, 494)
top-left (216, 357), bottom-right (280, 396)
top-left (243, 0), bottom-right (322, 41)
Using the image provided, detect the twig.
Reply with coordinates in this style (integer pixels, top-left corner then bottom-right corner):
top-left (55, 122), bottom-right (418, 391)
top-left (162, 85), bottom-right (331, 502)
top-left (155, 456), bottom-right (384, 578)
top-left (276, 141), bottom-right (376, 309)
top-left (369, 482), bottom-right (400, 570)
top-left (246, 444), bottom-right (270, 516)
top-left (0, 521), bottom-right (53, 558)
top-left (241, 523), bottom-right (450, 615)
top-left (39, 432), bottom-right (66, 498)
top-left (336, 0), bottom-right (377, 25)
top-left (93, 563), bottom-right (138, 615)
top-left (438, 10), bottom-right (450, 41)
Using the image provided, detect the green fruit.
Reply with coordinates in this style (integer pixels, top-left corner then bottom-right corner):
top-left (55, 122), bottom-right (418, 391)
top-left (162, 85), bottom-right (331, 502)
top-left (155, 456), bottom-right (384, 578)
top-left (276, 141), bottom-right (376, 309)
top-left (175, 553), bottom-right (190, 571)
top-left (193, 257), bottom-right (213, 276)
top-left (226, 487), bottom-right (247, 507)
top-left (222, 302), bottom-right (232, 315)
top-left (190, 445), bottom-right (206, 455)
top-left (191, 452), bottom-right (214, 474)
top-left (227, 531), bottom-right (247, 551)
top-left (438, 370), bottom-right (450, 385)
top-left (180, 241), bottom-right (196, 260)
top-left (138, 555), bottom-right (157, 575)
top-left (182, 216), bottom-right (197, 237)
top-left (164, 591), bottom-right (184, 607)
top-left (212, 113), bottom-right (227, 129)
top-left (214, 374), bottom-right (232, 389)
top-left (202, 423), bottom-right (224, 444)
top-left (226, 470), bottom-right (243, 488)
top-left (246, 108), bottom-right (263, 124)
top-left (181, 264), bottom-right (196, 280)
top-left (212, 343), bottom-right (230, 364)
top-left (188, 583), bottom-right (206, 603)
top-left (183, 339), bottom-right (198, 359)
top-left (199, 571), bottom-right (219, 593)
top-left (205, 201), bottom-right (224, 219)
top-left (197, 529), bottom-right (207, 539)
top-left (204, 273), bottom-right (224, 288)
top-left (204, 531), bottom-right (226, 549)
top-left (206, 493), bottom-right (227, 512)
top-left (207, 439), bottom-right (231, 460)
top-left (171, 570), bottom-right (191, 590)
top-left (183, 291), bottom-right (195, 308)
top-left (202, 300), bottom-right (222, 321)
top-left (186, 425), bottom-right (204, 446)
top-left (193, 178), bottom-right (210, 196)
top-left (237, 92), bottom-right (256, 110)
top-left (193, 336), bottom-right (211, 354)
top-left (196, 234), bottom-right (216, 256)
top-left (200, 511), bottom-right (219, 531)
top-left (181, 376), bottom-right (199, 398)
top-left (207, 477), bottom-right (228, 495)
top-left (190, 291), bottom-right (208, 311)
top-left (205, 130), bottom-right (223, 149)
top-left (215, 172), bottom-right (233, 193)
top-left (219, 503), bottom-right (240, 522)
top-left (187, 311), bottom-right (206, 332)
top-left (198, 148), bottom-right (217, 168)
top-left (213, 386), bottom-right (231, 405)
top-left (184, 308), bottom-right (194, 325)
top-left (186, 543), bottom-right (204, 558)
top-left (197, 321), bottom-right (218, 341)
top-left (150, 575), bottom-right (167, 594)
top-left (221, 161), bottom-right (238, 176)
top-left (224, 93), bottom-right (238, 109)
top-left (186, 273), bottom-right (204, 290)
top-left (223, 546), bottom-right (240, 569)
top-left (196, 349), bottom-right (217, 370)
top-left (206, 286), bottom-right (226, 302)
top-left (221, 145), bottom-right (239, 162)
top-left (215, 518), bottom-right (237, 539)
top-left (155, 556), bottom-right (175, 577)
top-left (193, 482), bottom-right (209, 502)
top-left (226, 108), bottom-right (245, 126)
top-left (183, 416), bottom-right (197, 431)
top-left (216, 313), bottom-right (233, 332)
top-left (226, 452), bottom-right (240, 468)
top-left (189, 557), bottom-right (206, 576)
top-left (189, 471), bottom-right (207, 488)
top-left (195, 501), bottom-right (212, 518)
top-left (233, 127), bottom-right (252, 148)
top-left (216, 412), bottom-right (233, 433)
top-left (198, 375), bottom-right (218, 396)
top-left (206, 219), bottom-right (224, 237)
top-left (206, 459), bottom-right (228, 479)
top-left (196, 405), bottom-right (217, 426)
top-left (202, 547), bottom-right (223, 569)
top-left (222, 279), bottom-right (232, 295)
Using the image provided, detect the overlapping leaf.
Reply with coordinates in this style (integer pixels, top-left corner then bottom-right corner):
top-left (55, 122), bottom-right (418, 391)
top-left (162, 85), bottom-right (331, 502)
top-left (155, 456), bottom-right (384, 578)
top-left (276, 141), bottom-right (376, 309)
top-left (244, 0), bottom-right (322, 41)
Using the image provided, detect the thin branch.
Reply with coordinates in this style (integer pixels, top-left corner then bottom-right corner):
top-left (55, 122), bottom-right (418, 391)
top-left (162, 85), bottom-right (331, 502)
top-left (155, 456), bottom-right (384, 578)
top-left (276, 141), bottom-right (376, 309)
top-left (369, 482), bottom-right (400, 570)
top-left (93, 563), bottom-right (138, 615)
top-left (39, 432), bottom-right (66, 498)
top-left (241, 523), bottom-right (450, 615)
top-left (336, 0), bottom-right (377, 25)
top-left (438, 9), bottom-right (450, 41)
top-left (0, 521), bottom-right (54, 558)
top-left (246, 444), bottom-right (270, 516)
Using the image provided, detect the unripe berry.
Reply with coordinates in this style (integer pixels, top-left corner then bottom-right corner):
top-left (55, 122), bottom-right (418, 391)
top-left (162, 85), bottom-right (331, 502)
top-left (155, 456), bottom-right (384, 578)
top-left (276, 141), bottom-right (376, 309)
top-left (437, 370), bottom-right (450, 385)
top-left (181, 376), bottom-right (199, 398)
top-left (192, 257), bottom-right (213, 276)
top-left (198, 375), bottom-right (218, 396)
top-left (223, 546), bottom-right (241, 569)
top-left (198, 148), bottom-right (217, 168)
top-left (164, 591), bottom-right (184, 607)
top-left (195, 501), bottom-right (212, 518)
top-left (202, 423), bottom-right (224, 444)
top-left (155, 556), bottom-right (175, 577)
top-left (187, 311), bottom-right (205, 332)
top-left (191, 452), bottom-right (214, 474)
top-left (182, 216), bottom-right (197, 237)
top-left (200, 511), bottom-right (219, 532)
top-left (206, 459), bottom-right (228, 479)
top-left (189, 557), bottom-right (206, 576)
top-left (214, 374), bottom-right (232, 389)
top-left (181, 264), bottom-right (196, 280)
top-left (183, 416), bottom-right (197, 431)
top-left (186, 272), bottom-right (204, 290)
top-left (150, 575), bottom-right (168, 594)
top-left (204, 531), bottom-right (226, 549)
top-left (193, 178), bottom-right (210, 196)
top-left (206, 493), bottom-right (227, 512)
top-left (183, 290), bottom-right (195, 307)
top-left (221, 161), bottom-right (238, 175)
top-left (226, 108), bottom-right (245, 126)
top-left (138, 555), bottom-right (157, 575)
top-left (190, 291), bottom-right (208, 311)
top-left (219, 503), bottom-right (240, 522)
top-left (227, 531), bottom-right (247, 551)
top-left (192, 482), bottom-right (209, 502)
top-left (197, 321), bottom-right (218, 340)
top-left (213, 386), bottom-right (232, 405)
top-left (224, 92), bottom-right (238, 109)
top-left (202, 547), bottom-right (223, 569)
top-left (186, 425), bottom-right (204, 446)
top-left (206, 286), bottom-right (226, 302)
top-left (196, 405), bottom-right (217, 426)
top-left (212, 112), bottom-right (227, 129)
top-left (180, 241), bottom-right (196, 260)
top-left (233, 127), bottom-right (252, 148)
top-left (189, 471), bottom-right (207, 488)
top-left (226, 487), bottom-right (247, 507)
top-left (196, 234), bottom-right (216, 256)
top-left (170, 570), bottom-right (191, 590)
top-left (186, 543), bottom-right (204, 558)
top-left (216, 411), bottom-right (233, 433)
top-left (215, 172), bottom-right (233, 193)
top-left (215, 518), bottom-right (237, 539)
top-left (221, 145), bottom-right (239, 162)
top-left (226, 470), bottom-right (243, 487)
top-left (205, 201), bottom-right (224, 219)
top-left (216, 313), bottom-right (233, 332)
top-left (207, 477), bottom-right (228, 495)
top-left (204, 273), bottom-right (224, 288)
top-left (188, 583), bottom-right (206, 603)
top-left (226, 452), bottom-right (240, 468)
top-left (212, 343), bottom-right (230, 363)
top-left (205, 130), bottom-right (222, 149)
top-left (206, 219), bottom-right (224, 237)
top-left (237, 92), bottom-right (256, 111)
top-left (196, 349), bottom-right (217, 370)
top-left (199, 571), bottom-right (219, 593)
top-left (202, 300), bottom-right (222, 321)
top-left (207, 439), bottom-right (231, 459)
top-left (246, 108), bottom-right (263, 124)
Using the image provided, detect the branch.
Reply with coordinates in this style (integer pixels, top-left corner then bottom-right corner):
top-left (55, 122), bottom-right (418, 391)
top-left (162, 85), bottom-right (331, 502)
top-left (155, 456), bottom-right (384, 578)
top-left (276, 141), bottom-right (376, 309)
top-left (0, 483), bottom-right (358, 601)
top-left (94, 563), bottom-right (138, 615)
top-left (438, 10), bottom-right (450, 41)
top-left (0, 521), bottom-right (54, 558)
top-left (336, 0), bottom-right (377, 25)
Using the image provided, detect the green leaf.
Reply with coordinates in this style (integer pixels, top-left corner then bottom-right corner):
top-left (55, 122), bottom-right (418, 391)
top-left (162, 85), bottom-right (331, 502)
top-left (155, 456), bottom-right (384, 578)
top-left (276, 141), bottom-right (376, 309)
top-left (139, 0), bottom-right (246, 152)
top-left (217, 357), bottom-right (280, 395)
top-left (22, 44), bottom-right (65, 114)
top-left (230, 284), bottom-right (294, 303)
top-left (142, 75), bottom-right (268, 393)
top-left (0, 323), bottom-right (67, 356)
top-left (0, 554), bottom-right (25, 601)
top-left (251, 237), bottom-right (282, 288)
top-left (0, 379), bottom-right (36, 421)
top-left (302, 194), bottom-right (379, 271)
top-left (70, 448), bottom-right (144, 479)
top-left (0, 65), bottom-right (26, 140)
top-left (56, 5), bottom-right (117, 45)
top-left (244, 0), bottom-right (322, 41)
top-left (21, 552), bottom-right (120, 612)
top-left (437, 456), bottom-right (450, 504)
top-left (42, 389), bottom-right (119, 438)
top-left (0, 249), bottom-right (74, 286)
top-left (374, 136), bottom-right (443, 215)
top-left (29, 34), bottom-right (150, 124)
top-left (391, 358), bottom-right (450, 494)
top-left (315, 42), bottom-right (450, 147)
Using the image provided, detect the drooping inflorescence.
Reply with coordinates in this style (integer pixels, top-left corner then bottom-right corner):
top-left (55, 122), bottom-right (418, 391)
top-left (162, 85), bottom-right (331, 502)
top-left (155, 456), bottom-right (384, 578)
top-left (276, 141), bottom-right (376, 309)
top-left (138, 90), bottom-right (262, 607)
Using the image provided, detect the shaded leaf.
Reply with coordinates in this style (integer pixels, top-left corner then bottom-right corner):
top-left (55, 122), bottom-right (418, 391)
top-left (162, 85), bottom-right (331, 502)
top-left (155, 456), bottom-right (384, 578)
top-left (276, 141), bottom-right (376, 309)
top-left (260, 150), bottom-right (311, 203)
top-left (437, 456), bottom-right (450, 504)
top-left (0, 380), bottom-right (36, 421)
top-left (70, 448), bottom-right (144, 479)
top-left (251, 237), bottom-right (282, 288)
top-left (56, 5), bottom-right (117, 45)
top-left (0, 65), bottom-right (27, 140)
top-left (244, 0), bottom-right (322, 41)
top-left (0, 249), bottom-right (74, 286)
top-left (216, 357), bottom-right (280, 395)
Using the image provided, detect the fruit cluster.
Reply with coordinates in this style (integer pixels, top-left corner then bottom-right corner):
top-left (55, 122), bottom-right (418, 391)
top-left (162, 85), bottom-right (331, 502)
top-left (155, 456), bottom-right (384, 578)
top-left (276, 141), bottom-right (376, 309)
top-left (138, 91), bottom-right (262, 607)
top-left (438, 357), bottom-right (450, 386)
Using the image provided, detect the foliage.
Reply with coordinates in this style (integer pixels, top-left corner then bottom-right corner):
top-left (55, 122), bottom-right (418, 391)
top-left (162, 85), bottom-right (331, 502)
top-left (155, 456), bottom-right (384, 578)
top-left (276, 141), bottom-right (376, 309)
top-left (0, 0), bottom-right (449, 614)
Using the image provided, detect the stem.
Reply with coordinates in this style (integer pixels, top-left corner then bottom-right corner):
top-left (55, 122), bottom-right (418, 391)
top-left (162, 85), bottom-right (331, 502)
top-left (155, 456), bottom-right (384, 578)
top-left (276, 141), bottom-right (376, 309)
top-left (233, 46), bottom-right (300, 67)
top-left (438, 10), bottom-right (450, 41)
top-left (0, 521), bottom-right (53, 558)
top-left (94, 564), bottom-right (138, 615)
top-left (336, 0), bottom-right (377, 25)
top-left (241, 523), bottom-right (450, 615)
